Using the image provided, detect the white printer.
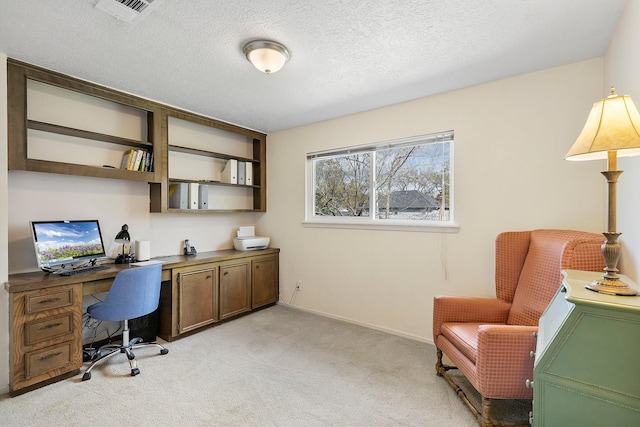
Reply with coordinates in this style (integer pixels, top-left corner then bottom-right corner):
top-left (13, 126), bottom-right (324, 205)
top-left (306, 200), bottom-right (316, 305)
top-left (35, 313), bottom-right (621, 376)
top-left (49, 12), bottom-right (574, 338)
top-left (233, 226), bottom-right (270, 251)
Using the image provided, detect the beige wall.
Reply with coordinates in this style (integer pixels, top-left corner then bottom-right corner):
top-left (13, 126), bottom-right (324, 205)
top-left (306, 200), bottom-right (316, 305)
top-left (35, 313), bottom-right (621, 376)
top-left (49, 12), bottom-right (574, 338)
top-left (1, 54), bottom-right (9, 394)
top-left (605, 0), bottom-right (640, 283)
top-left (258, 59), bottom-right (606, 342)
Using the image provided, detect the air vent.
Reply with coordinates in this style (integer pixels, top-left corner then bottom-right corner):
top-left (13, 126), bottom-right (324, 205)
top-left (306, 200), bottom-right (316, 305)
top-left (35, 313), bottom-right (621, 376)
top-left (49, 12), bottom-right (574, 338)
top-left (95, 0), bottom-right (162, 23)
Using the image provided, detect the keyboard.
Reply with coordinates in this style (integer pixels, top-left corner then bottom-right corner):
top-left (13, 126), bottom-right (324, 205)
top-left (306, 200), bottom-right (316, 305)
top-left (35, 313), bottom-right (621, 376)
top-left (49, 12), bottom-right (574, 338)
top-left (59, 265), bottom-right (110, 276)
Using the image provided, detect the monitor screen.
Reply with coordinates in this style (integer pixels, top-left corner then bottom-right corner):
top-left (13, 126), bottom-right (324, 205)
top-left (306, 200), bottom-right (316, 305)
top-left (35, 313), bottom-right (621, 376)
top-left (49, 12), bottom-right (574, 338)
top-left (30, 220), bottom-right (107, 269)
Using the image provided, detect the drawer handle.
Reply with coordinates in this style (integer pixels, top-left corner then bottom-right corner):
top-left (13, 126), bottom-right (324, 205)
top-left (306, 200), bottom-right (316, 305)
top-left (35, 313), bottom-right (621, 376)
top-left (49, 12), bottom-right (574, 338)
top-left (256, 265), bottom-right (260, 269)
top-left (224, 271), bottom-right (229, 276)
top-left (206, 275), bottom-right (212, 279)
top-left (38, 297), bottom-right (62, 304)
top-left (525, 379), bottom-right (534, 389)
top-left (38, 322), bottom-right (63, 331)
top-left (39, 351), bottom-right (63, 361)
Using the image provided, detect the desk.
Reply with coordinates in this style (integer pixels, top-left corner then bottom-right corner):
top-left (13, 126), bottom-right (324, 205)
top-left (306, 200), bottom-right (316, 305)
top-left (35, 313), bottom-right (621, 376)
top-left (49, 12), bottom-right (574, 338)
top-left (5, 248), bottom-right (279, 395)
top-left (531, 270), bottom-right (640, 426)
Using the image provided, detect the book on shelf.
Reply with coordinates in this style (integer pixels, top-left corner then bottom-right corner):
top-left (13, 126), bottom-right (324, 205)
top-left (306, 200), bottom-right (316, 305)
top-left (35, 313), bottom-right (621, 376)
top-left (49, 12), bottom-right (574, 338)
top-left (132, 149), bottom-right (143, 171)
top-left (121, 149), bottom-right (136, 170)
top-left (120, 149), bottom-right (154, 172)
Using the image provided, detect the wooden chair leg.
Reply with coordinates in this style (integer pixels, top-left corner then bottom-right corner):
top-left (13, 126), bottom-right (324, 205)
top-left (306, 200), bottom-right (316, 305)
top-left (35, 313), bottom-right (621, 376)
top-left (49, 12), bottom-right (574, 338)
top-left (436, 348), bottom-right (444, 376)
top-left (480, 396), bottom-right (493, 427)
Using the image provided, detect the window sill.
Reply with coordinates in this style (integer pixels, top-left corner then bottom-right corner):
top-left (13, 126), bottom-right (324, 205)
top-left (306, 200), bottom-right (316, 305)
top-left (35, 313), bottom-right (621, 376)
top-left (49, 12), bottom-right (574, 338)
top-left (302, 220), bottom-right (460, 233)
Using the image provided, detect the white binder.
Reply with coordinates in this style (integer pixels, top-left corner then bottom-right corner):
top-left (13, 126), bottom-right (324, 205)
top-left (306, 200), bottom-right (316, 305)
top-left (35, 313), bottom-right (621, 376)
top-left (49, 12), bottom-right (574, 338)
top-left (221, 159), bottom-right (238, 184)
top-left (188, 182), bottom-right (199, 209)
top-left (168, 182), bottom-right (188, 209)
top-left (237, 161), bottom-right (245, 185)
top-left (198, 184), bottom-right (209, 209)
top-left (245, 162), bottom-right (253, 185)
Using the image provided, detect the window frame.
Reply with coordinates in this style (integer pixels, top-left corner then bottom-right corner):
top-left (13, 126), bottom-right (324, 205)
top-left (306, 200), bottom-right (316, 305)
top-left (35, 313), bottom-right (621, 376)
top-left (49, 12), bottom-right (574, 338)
top-left (304, 132), bottom-right (458, 233)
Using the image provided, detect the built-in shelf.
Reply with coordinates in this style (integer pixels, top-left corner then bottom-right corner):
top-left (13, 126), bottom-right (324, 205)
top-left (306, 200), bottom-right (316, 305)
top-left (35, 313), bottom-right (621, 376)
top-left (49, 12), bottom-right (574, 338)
top-left (29, 120), bottom-right (152, 150)
top-left (8, 58), bottom-right (268, 213)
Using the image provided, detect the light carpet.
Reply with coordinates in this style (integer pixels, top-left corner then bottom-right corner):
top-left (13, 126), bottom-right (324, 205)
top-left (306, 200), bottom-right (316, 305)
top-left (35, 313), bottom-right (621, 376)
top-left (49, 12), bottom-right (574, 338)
top-left (0, 305), bottom-right (529, 426)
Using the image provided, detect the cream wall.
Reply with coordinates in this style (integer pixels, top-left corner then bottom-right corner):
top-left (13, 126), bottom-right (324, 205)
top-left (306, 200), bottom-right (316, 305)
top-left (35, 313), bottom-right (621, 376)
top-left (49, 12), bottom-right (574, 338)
top-left (605, 0), bottom-right (640, 283)
top-left (1, 53), bottom-right (10, 394)
top-left (258, 59), bottom-right (606, 342)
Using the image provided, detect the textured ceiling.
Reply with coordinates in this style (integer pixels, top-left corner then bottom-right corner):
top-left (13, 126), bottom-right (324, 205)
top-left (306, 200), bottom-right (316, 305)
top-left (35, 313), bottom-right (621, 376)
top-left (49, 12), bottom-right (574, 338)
top-left (0, 0), bottom-right (627, 133)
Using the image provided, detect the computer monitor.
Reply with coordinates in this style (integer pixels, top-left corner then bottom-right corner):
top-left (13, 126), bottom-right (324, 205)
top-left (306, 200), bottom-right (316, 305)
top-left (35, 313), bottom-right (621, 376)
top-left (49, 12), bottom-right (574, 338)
top-left (30, 220), bottom-right (107, 271)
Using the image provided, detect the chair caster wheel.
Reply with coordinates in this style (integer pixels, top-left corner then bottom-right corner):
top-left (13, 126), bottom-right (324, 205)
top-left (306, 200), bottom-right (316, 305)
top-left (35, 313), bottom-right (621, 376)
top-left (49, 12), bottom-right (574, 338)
top-left (131, 368), bottom-right (140, 376)
top-left (82, 372), bottom-right (91, 381)
top-left (127, 353), bottom-right (135, 360)
top-left (160, 348), bottom-right (169, 355)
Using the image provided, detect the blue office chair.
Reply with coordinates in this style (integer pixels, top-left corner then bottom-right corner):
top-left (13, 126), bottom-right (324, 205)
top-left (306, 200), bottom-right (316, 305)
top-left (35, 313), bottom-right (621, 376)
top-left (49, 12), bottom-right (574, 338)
top-left (82, 264), bottom-right (168, 381)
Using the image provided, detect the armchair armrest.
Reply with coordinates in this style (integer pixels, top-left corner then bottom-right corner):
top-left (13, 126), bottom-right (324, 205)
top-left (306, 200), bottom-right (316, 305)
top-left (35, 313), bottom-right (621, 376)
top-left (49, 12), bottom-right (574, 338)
top-left (433, 296), bottom-right (511, 340)
top-left (475, 325), bottom-right (538, 399)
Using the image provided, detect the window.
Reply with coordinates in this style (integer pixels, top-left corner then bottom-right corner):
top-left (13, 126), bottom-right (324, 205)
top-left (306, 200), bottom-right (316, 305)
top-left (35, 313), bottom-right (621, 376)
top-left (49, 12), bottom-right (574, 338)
top-left (306, 131), bottom-right (454, 229)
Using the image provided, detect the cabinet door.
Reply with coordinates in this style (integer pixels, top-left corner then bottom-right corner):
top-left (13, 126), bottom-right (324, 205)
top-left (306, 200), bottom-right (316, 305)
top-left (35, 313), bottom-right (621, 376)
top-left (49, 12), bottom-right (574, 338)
top-left (219, 262), bottom-right (250, 320)
top-left (178, 267), bottom-right (217, 333)
top-left (252, 256), bottom-right (279, 308)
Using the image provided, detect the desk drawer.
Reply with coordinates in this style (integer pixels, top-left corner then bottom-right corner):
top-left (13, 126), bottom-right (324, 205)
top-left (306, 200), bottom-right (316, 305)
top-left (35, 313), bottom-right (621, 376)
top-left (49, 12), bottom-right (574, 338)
top-left (25, 289), bottom-right (74, 314)
top-left (25, 341), bottom-right (73, 379)
top-left (24, 313), bottom-right (74, 346)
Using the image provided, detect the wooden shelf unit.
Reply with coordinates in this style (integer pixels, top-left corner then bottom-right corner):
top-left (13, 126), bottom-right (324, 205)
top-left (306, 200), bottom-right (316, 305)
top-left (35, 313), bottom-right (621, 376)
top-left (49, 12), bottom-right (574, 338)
top-left (152, 109), bottom-right (266, 213)
top-left (7, 58), bottom-right (268, 213)
top-left (8, 59), bottom-right (161, 183)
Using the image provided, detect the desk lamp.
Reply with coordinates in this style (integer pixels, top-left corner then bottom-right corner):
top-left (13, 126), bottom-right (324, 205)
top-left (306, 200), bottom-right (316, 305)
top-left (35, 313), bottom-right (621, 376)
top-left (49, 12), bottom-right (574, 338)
top-left (566, 87), bottom-right (640, 296)
top-left (114, 224), bottom-right (131, 264)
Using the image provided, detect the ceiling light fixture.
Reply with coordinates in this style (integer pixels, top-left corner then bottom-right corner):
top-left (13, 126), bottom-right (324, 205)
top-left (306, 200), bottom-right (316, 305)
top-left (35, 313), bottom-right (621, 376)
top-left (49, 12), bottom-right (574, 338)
top-left (243, 40), bottom-right (290, 74)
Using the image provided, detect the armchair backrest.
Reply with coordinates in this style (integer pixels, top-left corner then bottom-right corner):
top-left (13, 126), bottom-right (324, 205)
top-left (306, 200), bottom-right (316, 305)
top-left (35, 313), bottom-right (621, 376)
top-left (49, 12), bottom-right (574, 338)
top-left (496, 230), bottom-right (604, 326)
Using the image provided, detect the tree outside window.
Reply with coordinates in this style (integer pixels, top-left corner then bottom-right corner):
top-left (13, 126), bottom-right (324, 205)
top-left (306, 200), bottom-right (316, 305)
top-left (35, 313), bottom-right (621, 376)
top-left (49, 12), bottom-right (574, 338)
top-left (309, 132), bottom-right (452, 224)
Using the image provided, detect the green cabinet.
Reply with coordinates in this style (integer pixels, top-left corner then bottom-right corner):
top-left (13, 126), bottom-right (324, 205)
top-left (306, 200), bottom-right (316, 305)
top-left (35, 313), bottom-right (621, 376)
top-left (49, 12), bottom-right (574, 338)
top-left (532, 270), bottom-right (640, 426)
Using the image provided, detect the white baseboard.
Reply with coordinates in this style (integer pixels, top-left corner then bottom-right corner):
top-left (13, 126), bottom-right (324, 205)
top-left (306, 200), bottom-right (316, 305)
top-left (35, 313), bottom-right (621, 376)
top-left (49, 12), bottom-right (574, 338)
top-left (276, 301), bottom-right (435, 346)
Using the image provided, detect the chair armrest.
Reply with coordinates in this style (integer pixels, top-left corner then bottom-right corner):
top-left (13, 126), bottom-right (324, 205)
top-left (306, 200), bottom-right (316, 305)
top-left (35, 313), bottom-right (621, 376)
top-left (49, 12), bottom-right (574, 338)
top-left (432, 296), bottom-right (511, 341)
top-left (475, 325), bottom-right (538, 398)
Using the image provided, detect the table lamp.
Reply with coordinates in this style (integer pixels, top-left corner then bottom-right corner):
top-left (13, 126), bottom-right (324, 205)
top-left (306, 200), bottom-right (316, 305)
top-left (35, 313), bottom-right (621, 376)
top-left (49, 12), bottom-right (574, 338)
top-left (114, 224), bottom-right (131, 264)
top-left (565, 87), bottom-right (640, 296)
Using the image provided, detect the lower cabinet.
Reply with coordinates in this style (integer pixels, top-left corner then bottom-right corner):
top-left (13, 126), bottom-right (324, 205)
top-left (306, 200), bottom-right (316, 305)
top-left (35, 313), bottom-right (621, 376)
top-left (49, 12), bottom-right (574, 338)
top-left (252, 255), bottom-right (279, 308)
top-left (158, 249), bottom-right (279, 341)
top-left (219, 261), bottom-right (251, 320)
top-left (176, 265), bottom-right (217, 333)
top-left (9, 283), bottom-right (83, 395)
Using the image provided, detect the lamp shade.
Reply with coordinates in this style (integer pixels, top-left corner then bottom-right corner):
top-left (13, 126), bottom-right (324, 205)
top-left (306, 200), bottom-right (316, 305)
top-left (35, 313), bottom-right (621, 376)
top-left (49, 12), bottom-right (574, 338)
top-left (243, 40), bottom-right (290, 74)
top-left (566, 87), bottom-right (640, 161)
top-left (115, 224), bottom-right (130, 243)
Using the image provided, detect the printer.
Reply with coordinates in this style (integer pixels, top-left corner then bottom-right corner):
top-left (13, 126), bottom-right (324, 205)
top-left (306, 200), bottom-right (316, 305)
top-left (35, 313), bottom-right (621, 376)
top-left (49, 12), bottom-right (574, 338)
top-left (233, 226), bottom-right (270, 251)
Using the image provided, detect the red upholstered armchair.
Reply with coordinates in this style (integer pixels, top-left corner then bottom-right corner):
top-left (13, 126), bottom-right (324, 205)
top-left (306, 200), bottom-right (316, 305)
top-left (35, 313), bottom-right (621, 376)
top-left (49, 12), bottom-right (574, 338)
top-left (433, 230), bottom-right (605, 427)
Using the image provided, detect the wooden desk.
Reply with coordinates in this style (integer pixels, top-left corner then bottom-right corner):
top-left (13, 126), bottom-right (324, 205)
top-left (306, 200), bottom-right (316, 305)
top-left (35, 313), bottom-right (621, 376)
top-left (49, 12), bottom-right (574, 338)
top-left (5, 248), bottom-right (279, 395)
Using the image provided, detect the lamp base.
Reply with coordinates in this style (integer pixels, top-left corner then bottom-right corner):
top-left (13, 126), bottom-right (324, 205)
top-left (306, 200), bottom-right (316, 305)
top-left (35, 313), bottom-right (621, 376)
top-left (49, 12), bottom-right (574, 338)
top-left (585, 277), bottom-right (639, 296)
top-left (115, 254), bottom-right (134, 264)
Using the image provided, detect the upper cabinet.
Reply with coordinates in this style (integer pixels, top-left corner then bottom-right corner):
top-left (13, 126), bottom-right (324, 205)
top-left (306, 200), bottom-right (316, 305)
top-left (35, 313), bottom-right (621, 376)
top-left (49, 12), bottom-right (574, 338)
top-left (7, 59), bottom-right (267, 213)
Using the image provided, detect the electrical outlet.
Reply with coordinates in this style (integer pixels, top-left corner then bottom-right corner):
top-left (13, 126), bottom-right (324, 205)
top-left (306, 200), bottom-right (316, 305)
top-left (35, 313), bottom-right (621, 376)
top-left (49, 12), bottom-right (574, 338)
top-left (295, 280), bottom-right (302, 291)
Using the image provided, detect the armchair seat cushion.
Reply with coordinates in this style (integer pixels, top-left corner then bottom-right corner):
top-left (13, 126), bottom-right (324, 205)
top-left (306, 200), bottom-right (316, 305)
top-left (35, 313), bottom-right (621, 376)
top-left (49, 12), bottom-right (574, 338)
top-left (441, 322), bottom-right (504, 364)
